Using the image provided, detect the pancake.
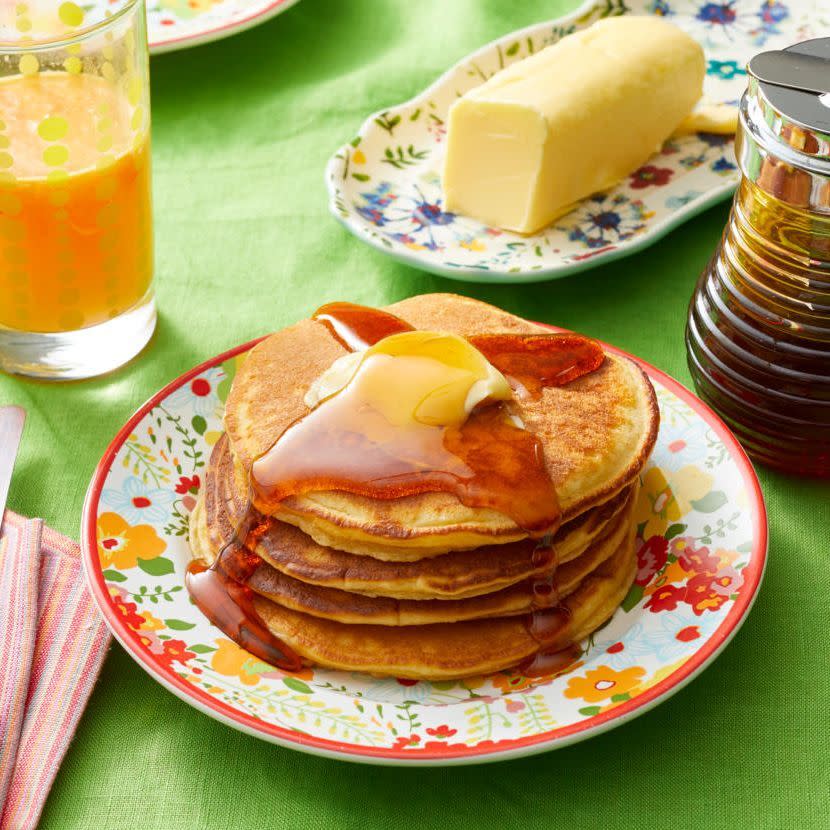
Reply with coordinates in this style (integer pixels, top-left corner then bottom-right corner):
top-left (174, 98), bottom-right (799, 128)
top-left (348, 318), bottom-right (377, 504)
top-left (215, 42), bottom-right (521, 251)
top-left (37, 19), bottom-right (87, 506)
top-left (205, 434), bottom-right (636, 599)
top-left (190, 479), bottom-right (638, 625)
top-left (247, 519), bottom-right (638, 680)
top-left (224, 294), bottom-right (659, 557)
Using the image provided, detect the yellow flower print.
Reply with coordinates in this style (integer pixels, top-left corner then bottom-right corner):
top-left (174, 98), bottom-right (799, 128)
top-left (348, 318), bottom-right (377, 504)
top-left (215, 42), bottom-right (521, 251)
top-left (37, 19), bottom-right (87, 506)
top-left (352, 149), bottom-right (366, 165)
top-left (564, 665), bottom-right (646, 703)
top-left (137, 609), bottom-right (165, 631)
top-left (96, 512), bottom-right (166, 570)
top-left (204, 430), bottom-right (223, 447)
top-left (635, 468), bottom-right (681, 539)
top-left (626, 658), bottom-right (686, 698)
top-left (460, 239), bottom-right (486, 252)
top-left (210, 638), bottom-right (263, 686)
top-left (667, 465), bottom-right (713, 515)
top-left (635, 465), bottom-right (714, 538)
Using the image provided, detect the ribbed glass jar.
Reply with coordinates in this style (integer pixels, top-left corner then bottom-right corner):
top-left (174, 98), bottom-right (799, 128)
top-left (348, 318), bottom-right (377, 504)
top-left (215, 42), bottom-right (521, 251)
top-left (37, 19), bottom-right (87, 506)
top-left (686, 39), bottom-right (830, 476)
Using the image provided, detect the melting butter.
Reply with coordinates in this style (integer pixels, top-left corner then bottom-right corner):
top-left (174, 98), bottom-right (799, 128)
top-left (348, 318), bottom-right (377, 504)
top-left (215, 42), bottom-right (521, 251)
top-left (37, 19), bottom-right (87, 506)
top-left (304, 331), bottom-right (512, 426)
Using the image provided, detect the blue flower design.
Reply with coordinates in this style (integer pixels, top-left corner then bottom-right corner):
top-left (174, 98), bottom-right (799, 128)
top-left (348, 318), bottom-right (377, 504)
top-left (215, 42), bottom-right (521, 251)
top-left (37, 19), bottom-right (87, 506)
top-left (698, 132), bottom-right (732, 147)
top-left (649, 0), bottom-right (673, 15)
top-left (356, 206), bottom-right (387, 227)
top-left (165, 368), bottom-right (223, 418)
top-left (562, 194), bottom-right (649, 249)
top-left (101, 476), bottom-right (177, 524)
top-left (412, 201), bottom-right (454, 228)
top-left (594, 609), bottom-right (721, 669)
top-left (707, 59), bottom-right (746, 79)
top-left (354, 183), bottom-right (397, 226)
top-left (696, 1), bottom-right (738, 27)
top-left (712, 156), bottom-right (737, 174)
top-left (355, 182), bottom-right (454, 251)
top-left (758, 0), bottom-right (788, 27)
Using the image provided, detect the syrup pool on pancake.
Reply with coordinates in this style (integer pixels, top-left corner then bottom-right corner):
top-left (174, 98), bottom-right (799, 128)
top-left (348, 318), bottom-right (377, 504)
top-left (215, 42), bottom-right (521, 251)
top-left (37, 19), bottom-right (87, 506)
top-left (187, 303), bottom-right (607, 676)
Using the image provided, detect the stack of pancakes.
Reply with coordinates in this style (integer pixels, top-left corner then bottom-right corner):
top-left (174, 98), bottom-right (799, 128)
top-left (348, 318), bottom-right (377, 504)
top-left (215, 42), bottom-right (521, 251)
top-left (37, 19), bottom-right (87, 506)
top-left (188, 294), bottom-right (659, 680)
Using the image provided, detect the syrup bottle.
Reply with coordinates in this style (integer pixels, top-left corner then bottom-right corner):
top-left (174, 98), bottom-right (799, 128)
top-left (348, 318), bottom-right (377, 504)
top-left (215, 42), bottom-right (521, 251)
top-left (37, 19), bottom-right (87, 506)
top-left (686, 38), bottom-right (830, 476)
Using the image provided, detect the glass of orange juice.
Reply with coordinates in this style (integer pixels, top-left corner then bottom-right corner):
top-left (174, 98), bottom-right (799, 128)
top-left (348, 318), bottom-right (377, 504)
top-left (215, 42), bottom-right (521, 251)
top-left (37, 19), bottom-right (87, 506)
top-left (0, 0), bottom-right (154, 379)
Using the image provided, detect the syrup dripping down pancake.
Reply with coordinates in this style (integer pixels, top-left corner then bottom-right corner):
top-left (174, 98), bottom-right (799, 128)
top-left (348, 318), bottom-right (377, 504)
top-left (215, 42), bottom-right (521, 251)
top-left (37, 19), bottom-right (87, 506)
top-left (224, 294), bottom-right (658, 557)
top-left (190, 476), bottom-right (639, 626)
top-left (251, 525), bottom-right (636, 680)
top-left (189, 493), bottom-right (638, 679)
top-left (204, 434), bottom-right (637, 600)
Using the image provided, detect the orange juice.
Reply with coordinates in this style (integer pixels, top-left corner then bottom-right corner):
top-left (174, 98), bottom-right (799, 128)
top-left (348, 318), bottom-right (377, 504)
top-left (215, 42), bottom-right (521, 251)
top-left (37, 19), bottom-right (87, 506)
top-left (0, 72), bottom-right (152, 333)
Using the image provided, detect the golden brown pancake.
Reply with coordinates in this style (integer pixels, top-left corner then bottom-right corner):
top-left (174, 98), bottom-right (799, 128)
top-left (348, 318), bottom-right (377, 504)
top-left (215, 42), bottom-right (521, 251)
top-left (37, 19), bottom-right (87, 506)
top-left (245, 521), bottom-right (637, 680)
top-left (224, 294), bottom-right (658, 557)
top-left (204, 434), bottom-right (636, 599)
top-left (190, 479), bottom-right (638, 626)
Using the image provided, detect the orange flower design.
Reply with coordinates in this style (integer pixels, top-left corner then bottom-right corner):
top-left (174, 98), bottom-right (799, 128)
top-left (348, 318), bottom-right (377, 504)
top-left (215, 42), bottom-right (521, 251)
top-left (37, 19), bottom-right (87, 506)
top-left (137, 610), bottom-right (165, 631)
top-left (564, 665), bottom-right (646, 703)
top-left (210, 638), bottom-right (266, 686)
top-left (97, 512), bottom-right (166, 570)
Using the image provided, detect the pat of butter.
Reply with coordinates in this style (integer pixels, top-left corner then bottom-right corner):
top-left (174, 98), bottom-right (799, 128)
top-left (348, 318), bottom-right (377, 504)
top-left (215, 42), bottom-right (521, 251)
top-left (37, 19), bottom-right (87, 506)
top-left (304, 331), bottom-right (512, 427)
top-left (676, 98), bottom-right (738, 135)
top-left (442, 16), bottom-right (705, 233)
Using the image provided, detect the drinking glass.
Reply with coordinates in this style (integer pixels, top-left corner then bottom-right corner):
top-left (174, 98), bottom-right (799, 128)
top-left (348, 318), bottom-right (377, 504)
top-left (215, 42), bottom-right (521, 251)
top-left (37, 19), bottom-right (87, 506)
top-left (0, 0), bottom-right (154, 379)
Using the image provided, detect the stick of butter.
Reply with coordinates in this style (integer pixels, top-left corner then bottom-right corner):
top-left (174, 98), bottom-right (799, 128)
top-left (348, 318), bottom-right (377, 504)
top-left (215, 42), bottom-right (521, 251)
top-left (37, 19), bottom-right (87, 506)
top-left (442, 16), bottom-right (705, 234)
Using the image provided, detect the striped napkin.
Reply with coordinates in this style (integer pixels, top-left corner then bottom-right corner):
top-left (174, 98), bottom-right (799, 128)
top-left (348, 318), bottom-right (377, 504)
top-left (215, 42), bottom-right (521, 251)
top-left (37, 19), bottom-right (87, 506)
top-left (0, 511), bottom-right (110, 830)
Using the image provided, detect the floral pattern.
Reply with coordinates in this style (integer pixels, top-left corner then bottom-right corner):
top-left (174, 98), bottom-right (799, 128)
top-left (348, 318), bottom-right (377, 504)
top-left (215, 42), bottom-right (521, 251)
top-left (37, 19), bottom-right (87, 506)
top-left (327, 0), bottom-right (825, 283)
top-left (80, 0), bottom-right (300, 54)
top-left (83, 344), bottom-right (765, 761)
top-left (97, 513), bottom-right (167, 570)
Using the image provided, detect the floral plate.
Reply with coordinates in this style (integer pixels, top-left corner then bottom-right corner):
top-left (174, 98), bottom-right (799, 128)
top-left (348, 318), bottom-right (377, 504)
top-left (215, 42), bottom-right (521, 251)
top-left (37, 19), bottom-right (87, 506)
top-left (325, 0), bottom-right (827, 283)
top-left (81, 327), bottom-right (766, 765)
top-left (80, 0), bottom-right (303, 54)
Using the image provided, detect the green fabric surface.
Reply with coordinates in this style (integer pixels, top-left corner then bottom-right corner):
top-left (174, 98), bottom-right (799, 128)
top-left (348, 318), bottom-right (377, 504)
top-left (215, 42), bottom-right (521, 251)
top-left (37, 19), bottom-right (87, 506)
top-left (1, 0), bottom-right (828, 826)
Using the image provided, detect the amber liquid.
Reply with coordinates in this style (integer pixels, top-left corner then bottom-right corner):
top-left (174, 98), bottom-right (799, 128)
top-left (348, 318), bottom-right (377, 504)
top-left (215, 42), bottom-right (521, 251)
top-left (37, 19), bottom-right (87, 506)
top-left (188, 304), bottom-right (605, 674)
top-left (687, 179), bottom-right (830, 476)
top-left (0, 74), bottom-right (153, 333)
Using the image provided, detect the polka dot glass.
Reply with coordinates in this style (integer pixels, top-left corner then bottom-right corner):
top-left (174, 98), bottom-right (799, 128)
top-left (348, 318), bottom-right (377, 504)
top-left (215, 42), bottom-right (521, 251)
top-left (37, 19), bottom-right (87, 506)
top-left (0, 0), bottom-right (154, 376)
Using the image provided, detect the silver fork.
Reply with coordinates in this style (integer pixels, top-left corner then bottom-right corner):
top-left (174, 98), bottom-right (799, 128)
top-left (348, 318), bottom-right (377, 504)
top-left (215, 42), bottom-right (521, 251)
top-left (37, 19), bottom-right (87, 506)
top-left (0, 406), bottom-right (26, 521)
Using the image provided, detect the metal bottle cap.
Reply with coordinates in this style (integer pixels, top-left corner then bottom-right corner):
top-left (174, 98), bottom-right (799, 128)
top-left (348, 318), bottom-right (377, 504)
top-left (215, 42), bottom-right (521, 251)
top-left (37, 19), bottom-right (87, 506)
top-left (738, 37), bottom-right (830, 209)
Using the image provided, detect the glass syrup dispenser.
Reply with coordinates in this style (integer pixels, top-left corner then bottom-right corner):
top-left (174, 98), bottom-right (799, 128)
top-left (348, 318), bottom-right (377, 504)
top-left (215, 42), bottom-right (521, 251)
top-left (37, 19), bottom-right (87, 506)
top-left (686, 38), bottom-right (830, 476)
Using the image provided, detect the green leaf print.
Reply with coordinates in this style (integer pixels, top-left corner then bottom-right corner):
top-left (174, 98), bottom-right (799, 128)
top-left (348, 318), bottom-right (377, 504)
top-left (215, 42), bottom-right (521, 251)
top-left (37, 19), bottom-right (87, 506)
top-left (191, 415), bottom-right (207, 435)
top-left (137, 556), bottom-right (175, 576)
top-left (102, 569), bottom-right (127, 582)
top-left (690, 491), bottom-right (728, 513)
top-left (283, 677), bottom-right (313, 694)
top-left (620, 583), bottom-right (643, 612)
top-left (164, 618), bottom-right (196, 631)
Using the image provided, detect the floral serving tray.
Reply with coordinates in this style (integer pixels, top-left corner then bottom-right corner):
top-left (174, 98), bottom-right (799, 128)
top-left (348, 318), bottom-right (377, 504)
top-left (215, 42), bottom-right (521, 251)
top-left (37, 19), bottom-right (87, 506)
top-left (81, 328), bottom-right (766, 765)
top-left (325, 0), bottom-right (827, 283)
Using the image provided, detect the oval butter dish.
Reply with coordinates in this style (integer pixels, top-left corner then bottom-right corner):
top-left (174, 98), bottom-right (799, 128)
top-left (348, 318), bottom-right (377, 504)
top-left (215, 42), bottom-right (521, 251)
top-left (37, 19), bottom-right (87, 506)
top-left (324, 0), bottom-right (822, 284)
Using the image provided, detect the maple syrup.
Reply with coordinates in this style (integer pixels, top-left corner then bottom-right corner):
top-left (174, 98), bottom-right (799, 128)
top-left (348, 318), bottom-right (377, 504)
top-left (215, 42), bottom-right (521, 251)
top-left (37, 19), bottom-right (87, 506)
top-left (186, 519), bottom-right (304, 672)
top-left (686, 39), bottom-right (830, 476)
top-left (188, 302), bottom-right (605, 675)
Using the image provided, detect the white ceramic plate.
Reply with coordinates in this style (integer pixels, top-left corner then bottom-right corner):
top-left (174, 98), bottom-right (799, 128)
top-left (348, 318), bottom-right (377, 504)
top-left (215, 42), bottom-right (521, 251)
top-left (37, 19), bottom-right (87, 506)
top-left (325, 0), bottom-right (827, 282)
top-left (81, 327), bottom-right (767, 765)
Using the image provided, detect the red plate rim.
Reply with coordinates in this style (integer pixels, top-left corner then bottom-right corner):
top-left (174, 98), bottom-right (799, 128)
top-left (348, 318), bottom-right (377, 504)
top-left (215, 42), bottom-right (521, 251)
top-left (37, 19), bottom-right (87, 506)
top-left (81, 325), bottom-right (768, 764)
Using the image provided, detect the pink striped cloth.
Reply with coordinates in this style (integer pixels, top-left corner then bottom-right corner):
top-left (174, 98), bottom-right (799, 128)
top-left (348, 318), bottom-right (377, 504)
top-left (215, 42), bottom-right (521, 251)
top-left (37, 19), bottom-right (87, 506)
top-left (0, 511), bottom-right (110, 830)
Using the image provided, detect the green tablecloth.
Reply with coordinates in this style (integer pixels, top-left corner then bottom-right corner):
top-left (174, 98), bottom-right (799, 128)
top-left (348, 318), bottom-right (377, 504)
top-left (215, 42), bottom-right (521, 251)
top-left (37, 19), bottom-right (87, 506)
top-left (3, 0), bottom-right (829, 826)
